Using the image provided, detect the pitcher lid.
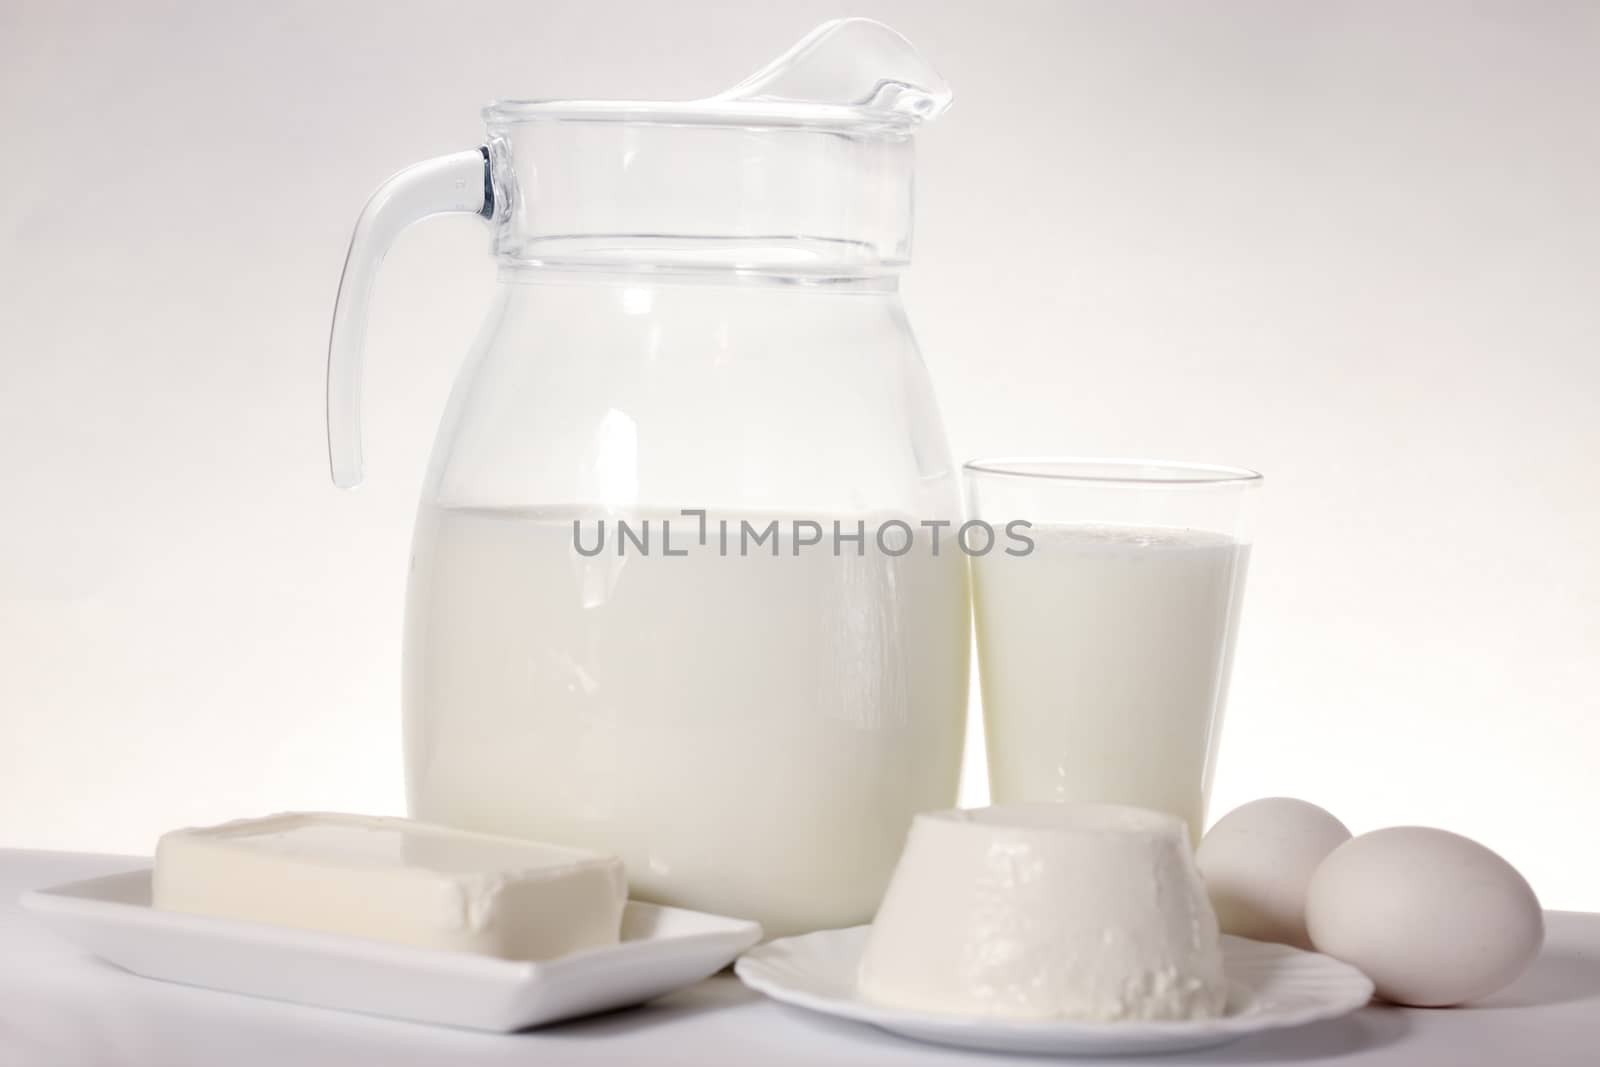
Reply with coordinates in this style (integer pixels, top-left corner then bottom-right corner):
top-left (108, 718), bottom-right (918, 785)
top-left (483, 18), bottom-right (952, 132)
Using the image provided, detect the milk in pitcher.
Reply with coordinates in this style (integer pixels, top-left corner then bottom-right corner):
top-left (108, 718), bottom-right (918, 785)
top-left (404, 507), bottom-right (970, 937)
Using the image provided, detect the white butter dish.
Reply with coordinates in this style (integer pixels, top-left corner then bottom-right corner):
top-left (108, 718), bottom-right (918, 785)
top-left (22, 869), bottom-right (762, 1032)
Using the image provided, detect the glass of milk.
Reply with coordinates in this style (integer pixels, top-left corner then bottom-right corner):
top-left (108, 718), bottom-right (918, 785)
top-left (964, 459), bottom-right (1262, 841)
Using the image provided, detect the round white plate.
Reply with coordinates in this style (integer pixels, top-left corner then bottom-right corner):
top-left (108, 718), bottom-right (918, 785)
top-left (735, 927), bottom-right (1374, 1056)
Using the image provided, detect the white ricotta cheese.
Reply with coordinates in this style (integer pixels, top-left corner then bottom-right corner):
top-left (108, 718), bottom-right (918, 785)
top-left (857, 803), bottom-right (1227, 1020)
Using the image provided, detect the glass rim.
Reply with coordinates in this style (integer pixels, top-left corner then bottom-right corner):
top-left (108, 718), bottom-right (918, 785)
top-left (962, 457), bottom-right (1263, 488)
top-left (481, 99), bottom-right (922, 134)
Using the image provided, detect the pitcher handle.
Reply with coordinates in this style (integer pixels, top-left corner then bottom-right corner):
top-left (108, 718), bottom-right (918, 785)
top-left (326, 148), bottom-right (494, 488)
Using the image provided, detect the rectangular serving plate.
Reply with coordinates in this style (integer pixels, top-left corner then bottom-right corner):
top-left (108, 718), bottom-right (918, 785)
top-left (22, 869), bottom-right (762, 1032)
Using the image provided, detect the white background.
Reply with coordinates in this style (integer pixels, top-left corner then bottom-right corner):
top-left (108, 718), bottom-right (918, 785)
top-left (2, 2), bottom-right (1596, 907)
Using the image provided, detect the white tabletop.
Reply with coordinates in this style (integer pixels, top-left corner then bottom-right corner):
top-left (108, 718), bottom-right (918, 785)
top-left (3, 850), bottom-right (1597, 1067)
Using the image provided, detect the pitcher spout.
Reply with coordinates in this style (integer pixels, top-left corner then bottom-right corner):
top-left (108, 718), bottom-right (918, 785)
top-left (715, 17), bottom-right (953, 125)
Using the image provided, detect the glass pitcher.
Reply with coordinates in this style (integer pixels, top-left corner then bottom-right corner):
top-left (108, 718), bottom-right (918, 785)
top-left (326, 19), bottom-right (967, 936)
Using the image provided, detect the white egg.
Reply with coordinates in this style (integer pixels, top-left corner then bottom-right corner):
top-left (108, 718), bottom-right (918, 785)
top-left (1196, 797), bottom-right (1351, 948)
top-left (1306, 827), bottom-right (1543, 1006)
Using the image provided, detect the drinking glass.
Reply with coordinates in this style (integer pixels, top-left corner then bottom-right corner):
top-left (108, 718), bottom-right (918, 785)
top-left (964, 459), bottom-right (1262, 840)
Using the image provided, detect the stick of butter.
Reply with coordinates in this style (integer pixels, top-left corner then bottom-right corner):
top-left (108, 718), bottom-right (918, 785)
top-left (153, 813), bottom-right (627, 960)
